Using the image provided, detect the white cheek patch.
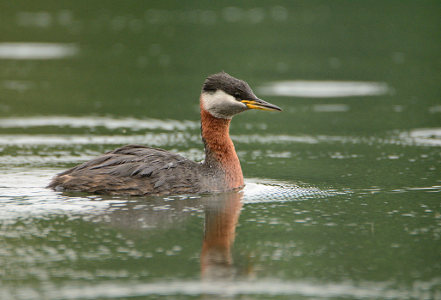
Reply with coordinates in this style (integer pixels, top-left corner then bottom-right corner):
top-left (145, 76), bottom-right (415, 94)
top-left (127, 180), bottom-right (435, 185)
top-left (202, 90), bottom-right (247, 119)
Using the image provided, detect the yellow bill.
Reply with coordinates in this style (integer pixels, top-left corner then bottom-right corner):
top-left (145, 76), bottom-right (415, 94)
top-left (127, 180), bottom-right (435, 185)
top-left (241, 99), bottom-right (282, 112)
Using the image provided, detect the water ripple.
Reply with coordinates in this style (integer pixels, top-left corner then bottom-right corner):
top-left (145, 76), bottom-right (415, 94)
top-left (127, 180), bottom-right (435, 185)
top-left (0, 43), bottom-right (78, 60)
top-left (258, 80), bottom-right (391, 98)
top-left (399, 128), bottom-right (441, 146)
top-left (243, 178), bottom-right (336, 203)
top-left (0, 116), bottom-right (198, 131)
top-left (0, 133), bottom-right (197, 146)
top-left (0, 130), bottom-right (440, 148)
top-left (1, 116), bottom-right (439, 148)
top-left (2, 278), bottom-right (437, 300)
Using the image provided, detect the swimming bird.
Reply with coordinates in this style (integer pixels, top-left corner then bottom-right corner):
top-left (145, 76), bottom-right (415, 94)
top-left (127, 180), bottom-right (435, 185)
top-left (48, 72), bottom-right (281, 195)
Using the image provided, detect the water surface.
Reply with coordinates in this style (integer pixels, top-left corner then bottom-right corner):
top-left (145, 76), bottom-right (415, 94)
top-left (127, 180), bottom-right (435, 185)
top-left (1, 1), bottom-right (440, 299)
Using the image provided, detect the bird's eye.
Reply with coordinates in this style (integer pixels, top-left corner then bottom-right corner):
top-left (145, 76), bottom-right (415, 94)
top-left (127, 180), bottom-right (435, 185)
top-left (234, 93), bottom-right (241, 99)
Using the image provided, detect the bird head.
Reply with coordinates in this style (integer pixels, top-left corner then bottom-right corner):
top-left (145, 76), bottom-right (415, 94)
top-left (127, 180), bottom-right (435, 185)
top-left (201, 72), bottom-right (282, 119)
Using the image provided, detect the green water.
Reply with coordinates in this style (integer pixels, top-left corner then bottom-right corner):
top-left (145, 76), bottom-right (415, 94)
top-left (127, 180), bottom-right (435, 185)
top-left (1, 1), bottom-right (440, 299)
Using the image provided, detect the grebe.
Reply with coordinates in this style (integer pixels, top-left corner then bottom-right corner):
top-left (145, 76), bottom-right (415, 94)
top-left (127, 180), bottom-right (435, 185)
top-left (48, 72), bottom-right (281, 195)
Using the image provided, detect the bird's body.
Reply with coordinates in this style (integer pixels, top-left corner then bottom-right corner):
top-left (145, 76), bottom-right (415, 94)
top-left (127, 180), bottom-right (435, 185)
top-left (48, 72), bottom-right (281, 196)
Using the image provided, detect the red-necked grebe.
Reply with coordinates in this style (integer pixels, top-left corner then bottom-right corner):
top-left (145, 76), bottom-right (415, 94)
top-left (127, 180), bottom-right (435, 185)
top-left (48, 72), bottom-right (282, 195)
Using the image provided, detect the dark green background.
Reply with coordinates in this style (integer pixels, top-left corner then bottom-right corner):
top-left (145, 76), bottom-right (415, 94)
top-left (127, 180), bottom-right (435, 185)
top-left (1, 1), bottom-right (440, 299)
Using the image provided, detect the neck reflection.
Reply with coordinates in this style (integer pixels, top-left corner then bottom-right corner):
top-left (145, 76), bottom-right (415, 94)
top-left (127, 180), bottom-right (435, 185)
top-left (201, 191), bottom-right (243, 280)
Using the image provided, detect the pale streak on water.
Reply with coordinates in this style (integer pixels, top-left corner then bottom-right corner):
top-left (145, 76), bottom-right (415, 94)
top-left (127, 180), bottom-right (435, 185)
top-left (0, 43), bottom-right (78, 60)
top-left (3, 278), bottom-right (437, 300)
top-left (258, 80), bottom-right (391, 98)
top-left (0, 116), bottom-right (440, 147)
top-left (0, 116), bottom-right (199, 131)
top-left (0, 130), bottom-right (440, 147)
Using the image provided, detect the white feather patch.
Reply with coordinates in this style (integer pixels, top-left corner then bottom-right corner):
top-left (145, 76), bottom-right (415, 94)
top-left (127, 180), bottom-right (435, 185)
top-left (201, 90), bottom-right (247, 119)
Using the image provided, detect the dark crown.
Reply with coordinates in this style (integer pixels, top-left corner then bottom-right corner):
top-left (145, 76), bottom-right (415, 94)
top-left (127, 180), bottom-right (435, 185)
top-left (202, 72), bottom-right (258, 100)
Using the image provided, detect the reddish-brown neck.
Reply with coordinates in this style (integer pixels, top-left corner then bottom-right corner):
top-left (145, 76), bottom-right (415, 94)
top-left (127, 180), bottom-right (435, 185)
top-left (200, 99), bottom-right (244, 189)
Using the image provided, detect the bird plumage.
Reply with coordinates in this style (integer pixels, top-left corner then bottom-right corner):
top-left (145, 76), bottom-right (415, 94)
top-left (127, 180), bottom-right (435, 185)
top-left (48, 145), bottom-right (210, 195)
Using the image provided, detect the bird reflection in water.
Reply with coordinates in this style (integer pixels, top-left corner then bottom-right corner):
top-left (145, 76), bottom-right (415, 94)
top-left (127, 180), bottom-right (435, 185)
top-left (90, 190), bottom-right (244, 279)
top-left (201, 191), bottom-right (243, 280)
